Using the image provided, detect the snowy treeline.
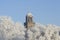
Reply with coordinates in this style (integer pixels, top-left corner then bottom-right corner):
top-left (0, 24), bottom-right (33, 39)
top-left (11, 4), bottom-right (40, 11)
top-left (0, 16), bottom-right (60, 40)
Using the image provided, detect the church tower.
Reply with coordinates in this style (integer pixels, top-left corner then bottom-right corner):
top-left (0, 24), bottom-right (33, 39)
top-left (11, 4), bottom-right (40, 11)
top-left (24, 12), bottom-right (35, 29)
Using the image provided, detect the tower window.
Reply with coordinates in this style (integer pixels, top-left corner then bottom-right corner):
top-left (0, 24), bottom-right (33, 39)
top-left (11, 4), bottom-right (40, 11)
top-left (28, 17), bottom-right (32, 22)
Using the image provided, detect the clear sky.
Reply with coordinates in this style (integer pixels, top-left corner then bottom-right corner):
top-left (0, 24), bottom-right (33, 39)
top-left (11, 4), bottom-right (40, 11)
top-left (0, 0), bottom-right (60, 26)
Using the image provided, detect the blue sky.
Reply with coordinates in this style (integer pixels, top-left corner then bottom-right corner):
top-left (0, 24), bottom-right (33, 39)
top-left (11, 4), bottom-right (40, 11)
top-left (0, 0), bottom-right (60, 26)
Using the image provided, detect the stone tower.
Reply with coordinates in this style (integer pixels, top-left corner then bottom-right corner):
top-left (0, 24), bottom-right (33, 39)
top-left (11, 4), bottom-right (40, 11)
top-left (24, 12), bottom-right (35, 29)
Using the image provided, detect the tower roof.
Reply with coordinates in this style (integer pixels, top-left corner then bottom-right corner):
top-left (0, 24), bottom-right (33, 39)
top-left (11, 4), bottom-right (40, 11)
top-left (27, 12), bottom-right (33, 17)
